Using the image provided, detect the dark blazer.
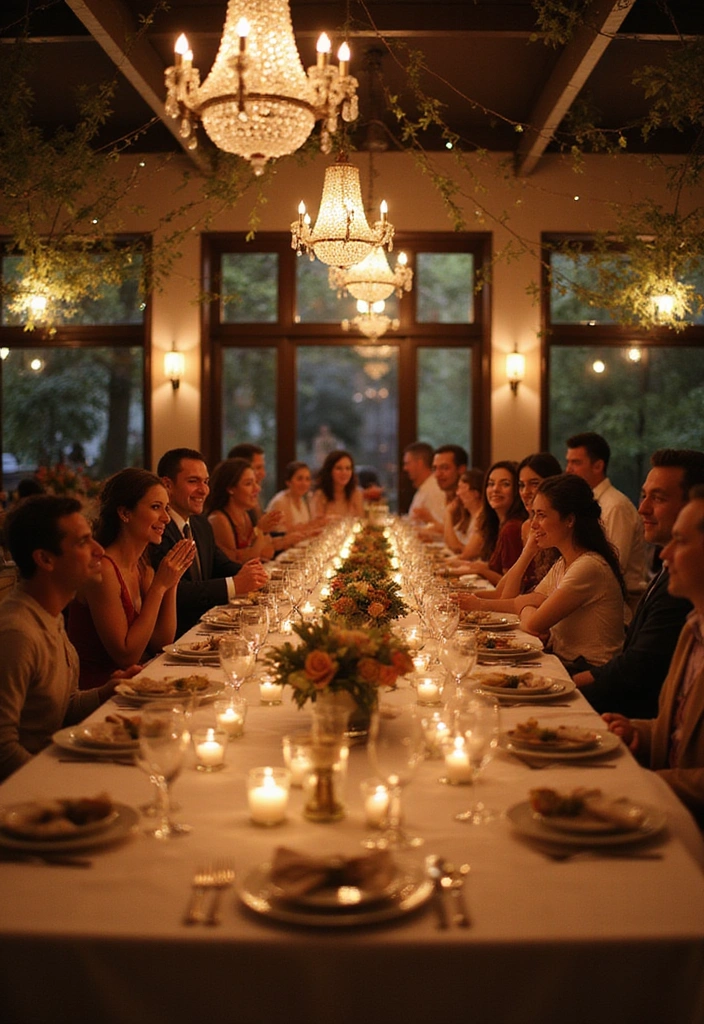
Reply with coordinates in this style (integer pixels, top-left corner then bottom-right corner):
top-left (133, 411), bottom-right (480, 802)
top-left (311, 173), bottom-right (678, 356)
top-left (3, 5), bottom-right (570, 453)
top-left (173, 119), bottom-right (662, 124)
top-left (579, 567), bottom-right (692, 718)
top-left (151, 516), bottom-right (242, 637)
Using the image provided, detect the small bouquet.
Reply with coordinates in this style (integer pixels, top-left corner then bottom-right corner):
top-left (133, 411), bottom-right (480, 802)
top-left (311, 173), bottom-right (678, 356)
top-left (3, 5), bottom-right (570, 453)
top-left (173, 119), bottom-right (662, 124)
top-left (322, 570), bottom-right (407, 626)
top-left (265, 616), bottom-right (415, 713)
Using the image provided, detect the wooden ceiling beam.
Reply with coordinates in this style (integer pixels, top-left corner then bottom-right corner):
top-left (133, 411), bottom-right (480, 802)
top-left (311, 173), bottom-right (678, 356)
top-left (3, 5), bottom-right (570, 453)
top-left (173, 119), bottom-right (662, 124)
top-left (514, 0), bottom-right (636, 177)
top-left (64, 0), bottom-right (207, 169)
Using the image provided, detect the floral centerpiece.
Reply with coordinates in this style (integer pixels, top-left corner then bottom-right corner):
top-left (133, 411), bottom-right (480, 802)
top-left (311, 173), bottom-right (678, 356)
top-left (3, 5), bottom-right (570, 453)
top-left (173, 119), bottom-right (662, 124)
top-left (265, 616), bottom-right (415, 715)
top-left (35, 463), bottom-right (100, 499)
top-left (322, 569), bottom-right (407, 627)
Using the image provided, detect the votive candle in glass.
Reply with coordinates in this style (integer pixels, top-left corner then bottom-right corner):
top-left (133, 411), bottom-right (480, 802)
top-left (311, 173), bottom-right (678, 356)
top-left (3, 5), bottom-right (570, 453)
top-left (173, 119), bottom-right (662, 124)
top-left (193, 727), bottom-right (227, 772)
top-left (444, 736), bottom-right (473, 784)
top-left (247, 767), bottom-right (290, 826)
top-left (282, 731), bottom-right (314, 787)
top-left (214, 697), bottom-right (247, 738)
top-left (259, 678), bottom-right (284, 705)
top-left (361, 779), bottom-right (390, 828)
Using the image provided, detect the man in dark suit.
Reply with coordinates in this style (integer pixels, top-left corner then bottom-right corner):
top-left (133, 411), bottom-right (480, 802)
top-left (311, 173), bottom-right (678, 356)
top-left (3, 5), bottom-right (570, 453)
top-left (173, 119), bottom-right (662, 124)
top-left (153, 448), bottom-right (268, 636)
top-left (573, 449), bottom-right (704, 718)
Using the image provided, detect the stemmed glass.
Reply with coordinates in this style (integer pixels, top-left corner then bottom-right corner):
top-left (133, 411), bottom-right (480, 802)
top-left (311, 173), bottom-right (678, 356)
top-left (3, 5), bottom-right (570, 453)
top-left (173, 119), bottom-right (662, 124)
top-left (439, 632), bottom-right (477, 695)
top-left (366, 702), bottom-right (426, 849)
top-left (219, 636), bottom-right (255, 693)
top-left (282, 568), bottom-right (305, 619)
top-left (450, 695), bottom-right (500, 825)
top-left (239, 605), bottom-right (270, 662)
top-left (137, 702), bottom-right (191, 839)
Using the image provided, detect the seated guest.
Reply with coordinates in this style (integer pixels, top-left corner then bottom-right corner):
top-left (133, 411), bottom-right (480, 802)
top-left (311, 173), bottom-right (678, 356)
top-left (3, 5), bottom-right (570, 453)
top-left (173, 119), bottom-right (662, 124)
top-left (566, 430), bottom-right (647, 613)
top-left (67, 469), bottom-right (195, 688)
top-left (266, 461), bottom-right (321, 543)
top-left (604, 486), bottom-right (704, 829)
top-left (459, 460), bottom-right (527, 585)
top-left (0, 496), bottom-right (139, 780)
top-left (206, 458), bottom-right (276, 563)
top-left (444, 468), bottom-right (484, 556)
top-left (403, 442), bottom-right (447, 529)
top-left (311, 449), bottom-right (365, 519)
top-left (227, 442), bottom-right (266, 522)
top-left (514, 474), bottom-right (626, 667)
top-left (155, 448), bottom-right (268, 636)
top-left (574, 449), bottom-right (704, 718)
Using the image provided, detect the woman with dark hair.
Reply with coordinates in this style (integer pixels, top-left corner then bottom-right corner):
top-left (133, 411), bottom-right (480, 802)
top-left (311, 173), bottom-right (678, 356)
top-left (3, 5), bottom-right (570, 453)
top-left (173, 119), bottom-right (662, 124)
top-left (459, 460), bottom-right (527, 585)
top-left (311, 449), bottom-right (364, 519)
top-left (206, 458), bottom-right (275, 563)
top-left (511, 474), bottom-right (625, 666)
top-left (265, 461), bottom-right (322, 545)
top-left (67, 468), bottom-right (194, 688)
top-left (444, 468), bottom-right (484, 555)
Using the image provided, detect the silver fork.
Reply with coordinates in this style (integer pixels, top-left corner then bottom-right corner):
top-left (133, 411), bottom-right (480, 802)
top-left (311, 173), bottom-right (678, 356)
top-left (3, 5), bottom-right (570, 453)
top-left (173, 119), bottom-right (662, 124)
top-left (183, 865), bottom-right (214, 925)
top-left (204, 863), bottom-right (236, 926)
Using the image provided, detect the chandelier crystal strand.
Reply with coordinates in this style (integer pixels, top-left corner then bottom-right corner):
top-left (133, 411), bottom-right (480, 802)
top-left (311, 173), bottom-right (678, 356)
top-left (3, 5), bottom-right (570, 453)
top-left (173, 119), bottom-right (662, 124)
top-left (291, 159), bottom-right (395, 268)
top-left (164, 0), bottom-right (359, 175)
top-left (329, 246), bottom-right (413, 303)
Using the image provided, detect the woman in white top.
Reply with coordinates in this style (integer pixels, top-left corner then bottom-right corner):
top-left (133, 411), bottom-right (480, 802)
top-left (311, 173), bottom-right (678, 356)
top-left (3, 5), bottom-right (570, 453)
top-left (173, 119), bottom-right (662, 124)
top-left (310, 449), bottom-right (365, 519)
top-left (444, 468), bottom-right (484, 555)
top-left (266, 461), bottom-right (323, 545)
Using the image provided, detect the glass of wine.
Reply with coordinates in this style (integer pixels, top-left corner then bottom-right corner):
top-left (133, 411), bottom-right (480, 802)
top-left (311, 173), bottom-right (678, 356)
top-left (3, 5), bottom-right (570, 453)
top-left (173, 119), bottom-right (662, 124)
top-left (450, 695), bottom-right (501, 825)
top-left (137, 702), bottom-right (191, 839)
top-left (219, 636), bottom-right (255, 693)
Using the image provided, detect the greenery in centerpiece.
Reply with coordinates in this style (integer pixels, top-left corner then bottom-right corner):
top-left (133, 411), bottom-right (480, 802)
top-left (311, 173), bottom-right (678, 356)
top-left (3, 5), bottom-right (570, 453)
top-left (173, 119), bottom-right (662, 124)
top-left (265, 617), bottom-right (414, 713)
top-left (322, 524), bottom-right (408, 627)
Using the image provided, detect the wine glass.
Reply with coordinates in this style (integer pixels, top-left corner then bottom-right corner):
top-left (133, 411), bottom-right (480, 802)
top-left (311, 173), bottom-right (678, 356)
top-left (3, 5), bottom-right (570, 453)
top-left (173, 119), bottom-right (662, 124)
top-left (439, 632), bottom-right (477, 694)
top-left (282, 568), bottom-right (305, 618)
top-left (137, 703), bottom-right (191, 839)
top-left (366, 702), bottom-right (426, 849)
top-left (239, 605), bottom-right (270, 661)
top-left (219, 636), bottom-right (255, 692)
top-left (423, 589), bottom-right (460, 646)
top-left (450, 695), bottom-right (500, 825)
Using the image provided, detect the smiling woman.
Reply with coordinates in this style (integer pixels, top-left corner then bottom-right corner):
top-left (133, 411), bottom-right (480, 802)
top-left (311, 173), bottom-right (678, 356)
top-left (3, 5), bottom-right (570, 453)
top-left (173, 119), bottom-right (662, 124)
top-left (66, 468), bottom-right (195, 688)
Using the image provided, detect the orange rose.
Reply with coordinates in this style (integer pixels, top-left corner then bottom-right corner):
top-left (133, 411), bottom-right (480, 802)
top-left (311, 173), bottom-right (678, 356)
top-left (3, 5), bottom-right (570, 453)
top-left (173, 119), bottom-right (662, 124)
top-left (333, 596), bottom-right (356, 615)
top-left (378, 665), bottom-right (399, 688)
top-left (304, 650), bottom-right (338, 688)
top-left (391, 650), bottom-right (415, 676)
top-left (367, 601), bottom-right (386, 619)
top-left (357, 657), bottom-right (381, 684)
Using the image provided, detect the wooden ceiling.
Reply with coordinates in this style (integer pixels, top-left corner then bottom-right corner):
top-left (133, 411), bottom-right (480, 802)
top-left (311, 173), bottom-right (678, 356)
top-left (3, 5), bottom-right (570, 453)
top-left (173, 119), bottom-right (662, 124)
top-left (2, 0), bottom-right (702, 175)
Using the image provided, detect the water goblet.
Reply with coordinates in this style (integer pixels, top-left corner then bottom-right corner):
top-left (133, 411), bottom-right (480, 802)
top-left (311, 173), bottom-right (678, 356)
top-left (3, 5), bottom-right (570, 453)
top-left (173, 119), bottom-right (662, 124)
top-left (219, 636), bottom-right (255, 693)
top-left (239, 605), bottom-right (270, 661)
top-left (439, 632), bottom-right (477, 694)
top-left (366, 702), bottom-right (425, 849)
top-left (451, 695), bottom-right (501, 825)
top-left (137, 702), bottom-right (191, 839)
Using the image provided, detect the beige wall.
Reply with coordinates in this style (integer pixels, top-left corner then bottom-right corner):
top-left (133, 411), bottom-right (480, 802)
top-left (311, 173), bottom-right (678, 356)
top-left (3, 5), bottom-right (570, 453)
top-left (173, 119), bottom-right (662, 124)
top-left (104, 150), bottom-right (681, 467)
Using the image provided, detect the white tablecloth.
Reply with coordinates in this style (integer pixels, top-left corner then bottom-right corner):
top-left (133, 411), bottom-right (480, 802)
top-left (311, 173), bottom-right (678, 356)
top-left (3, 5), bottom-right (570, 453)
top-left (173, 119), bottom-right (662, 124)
top-left (1, 623), bottom-right (704, 1024)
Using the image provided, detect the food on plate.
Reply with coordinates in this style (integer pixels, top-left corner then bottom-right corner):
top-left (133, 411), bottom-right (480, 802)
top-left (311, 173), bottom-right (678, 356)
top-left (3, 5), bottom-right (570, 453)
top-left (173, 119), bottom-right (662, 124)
top-left (529, 787), bottom-right (647, 830)
top-left (462, 611), bottom-right (504, 624)
top-left (481, 671), bottom-right (545, 690)
top-left (509, 718), bottom-right (599, 750)
top-left (83, 714), bottom-right (141, 744)
top-left (476, 631), bottom-right (523, 650)
top-left (1, 793), bottom-right (115, 839)
top-left (127, 675), bottom-right (210, 695)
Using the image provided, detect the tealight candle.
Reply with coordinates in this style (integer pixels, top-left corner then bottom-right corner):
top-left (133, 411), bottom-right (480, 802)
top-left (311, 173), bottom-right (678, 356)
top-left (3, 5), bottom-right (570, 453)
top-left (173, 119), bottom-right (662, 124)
top-left (444, 736), bottom-right (473, 784)
top-left (416, 676), bottom-right (442, 705)
top-left (259, 679), bottom-right (284, 705)
top-left (193, 727), bottom-right (227, 772)
top-left (361, 780), bottom-right (390, 828)
top-left (412, 652), bottom-right (432, 673)
top-left (421, 712), bottom-right (450, 758)
top-left (247, 767), bottom-right (290, 826)
top-left (282, 731), bottom-right (314, 787)
top-left (214, 698), bottom-right (247, 739)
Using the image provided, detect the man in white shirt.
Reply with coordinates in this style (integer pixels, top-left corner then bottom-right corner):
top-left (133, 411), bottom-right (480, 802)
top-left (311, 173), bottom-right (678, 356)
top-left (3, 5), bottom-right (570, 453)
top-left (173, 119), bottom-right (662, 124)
top-left (403, 442), bottom-right (446, 527)
top-left (566, 431), bottom-right (647, 612)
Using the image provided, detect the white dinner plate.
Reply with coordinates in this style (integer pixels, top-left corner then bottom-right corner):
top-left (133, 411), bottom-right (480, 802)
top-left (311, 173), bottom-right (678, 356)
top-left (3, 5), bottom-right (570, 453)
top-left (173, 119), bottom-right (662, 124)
top-left (506, 799), bottom-right (667, 848)
top-left (0, 803), bottom-right (139, 853)
top-left (114, 679), bottom-right (222, 704)
top-left (200, 607), bottom-right (245, 628)
top-left (461, 612), bottom-right (520, 630)
top-left (501, 729), bottom-right (621, 760)
top-left (473, 678), bottom-right (576, 703)
top-left (74, 722), bottom-right (139, 751)
top-left (479, 674), bottom-right (557, 697)
top-left (163, 642), bottom-right (220, 661)
top-left (239, 860), bottom-right (433, 928)
top-left (52, 727), bottom-right (138, 758)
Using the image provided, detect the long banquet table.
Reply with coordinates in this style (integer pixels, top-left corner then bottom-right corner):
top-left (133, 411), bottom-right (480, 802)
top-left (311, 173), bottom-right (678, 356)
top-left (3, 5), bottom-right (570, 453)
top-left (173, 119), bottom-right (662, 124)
top-left (1, 604), bottom-right (704, 1024)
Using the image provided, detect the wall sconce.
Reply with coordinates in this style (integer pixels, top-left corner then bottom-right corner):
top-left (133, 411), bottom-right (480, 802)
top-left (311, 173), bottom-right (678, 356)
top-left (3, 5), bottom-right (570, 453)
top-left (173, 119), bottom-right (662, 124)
top-left (164, 349), bottom-right (185, 390)
top-left (506, 351), bottom-right (525, 395)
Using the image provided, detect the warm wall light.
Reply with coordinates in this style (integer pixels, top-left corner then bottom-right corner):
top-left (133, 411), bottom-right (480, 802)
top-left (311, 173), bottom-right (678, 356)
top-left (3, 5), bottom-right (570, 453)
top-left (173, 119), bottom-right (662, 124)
top-left (164, 349), bottom-right (185, 390)
top-left (506, 351), bottom-right (525, 394)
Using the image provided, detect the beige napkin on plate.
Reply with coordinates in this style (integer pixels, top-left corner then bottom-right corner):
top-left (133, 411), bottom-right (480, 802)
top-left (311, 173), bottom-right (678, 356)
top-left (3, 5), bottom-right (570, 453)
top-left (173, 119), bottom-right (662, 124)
top-left (270, 847), bottom-right (396, 899)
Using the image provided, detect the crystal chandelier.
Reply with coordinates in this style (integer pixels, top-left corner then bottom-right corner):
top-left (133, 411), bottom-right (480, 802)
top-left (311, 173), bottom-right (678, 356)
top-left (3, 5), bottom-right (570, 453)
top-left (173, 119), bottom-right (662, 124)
top-left (164, 0), bottom-right (359, 175)
top-left (329, 246), bottom-right (412, 304)
top-left (342, 299), bottom-right (399, 341)
top-left (291, 157), bottom-right (395, 268)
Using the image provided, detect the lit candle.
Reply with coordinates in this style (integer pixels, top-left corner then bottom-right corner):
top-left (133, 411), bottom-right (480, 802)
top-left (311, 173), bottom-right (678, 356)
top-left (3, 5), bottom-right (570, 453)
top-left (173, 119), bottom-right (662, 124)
top-left (416, 676), bottom-right (442, 705)
top-left (193, 728), bottom-right (227, 771)
top-left (259, 680), bottom-right (284, 705)
top-left (236, 17), bottom-right (249, 54)
top-left (174, 33), bottom-right (189, 66)
top-left (422, 714), bottom-right (449, 758)
top-left (364, 785), bottom-right (390, 828)
top-left (289, 750), bottom-right (313, 787)
top-left (317, 33), bottom-right (331, 68)
top-left (300, 601), bottom-right (315, 618)
top-left (445, 737), bottom-right (473, 784)
top-left (380, 200), bottom-right (388, 224)
top-left (337, 41), bottom-right (350, 77)
top-left (413, 652), bottom-right (431, 674)
top-left (214, 699), bottom-right (246, 739)
top-left (297, 200), bottom-right (306, 231)
top-left (247, 768), bottom-right (289, 826)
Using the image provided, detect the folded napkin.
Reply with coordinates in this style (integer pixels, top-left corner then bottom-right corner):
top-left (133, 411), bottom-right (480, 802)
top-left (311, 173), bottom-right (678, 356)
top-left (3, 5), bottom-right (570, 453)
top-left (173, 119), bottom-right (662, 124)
top-left (270, 847), bottom-right (396, 900)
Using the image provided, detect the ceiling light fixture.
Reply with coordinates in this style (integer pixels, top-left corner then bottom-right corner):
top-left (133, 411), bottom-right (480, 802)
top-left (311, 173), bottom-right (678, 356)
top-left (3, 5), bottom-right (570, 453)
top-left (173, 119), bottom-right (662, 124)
top-left (342, 299), bottom-right (399, 341)
top-left (329, 246), bottom-right (412, 304)
top-left (292, 157), bottom-right (394, 268)
top-left (164, 0), bottom-right (358, 175)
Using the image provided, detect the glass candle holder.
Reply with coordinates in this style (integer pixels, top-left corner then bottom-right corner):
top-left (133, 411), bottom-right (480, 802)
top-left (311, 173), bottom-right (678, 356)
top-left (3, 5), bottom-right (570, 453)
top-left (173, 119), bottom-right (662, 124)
top-left (442, 735), bottom-right (473, 784)
top-left (259, 678), bottom-right (284, 705)
top-left (412, 651), bottom-right (433, 674)
top-left (282, 731), bottom-right (314, 787)
top-left (192, 727), bottom-right (228, 772)
top-left (214, 697), bottom-right (247, 739)
top-left (302, 738), bottom-right (349, 823)
top-left (247, 767), bottom-right (291, 826)
top-left (360, 778), bottom-right (390, 829)
top-left (420, 710), bottom-right (451, 759)
top-left (414, 673), bottom-right (444, 706)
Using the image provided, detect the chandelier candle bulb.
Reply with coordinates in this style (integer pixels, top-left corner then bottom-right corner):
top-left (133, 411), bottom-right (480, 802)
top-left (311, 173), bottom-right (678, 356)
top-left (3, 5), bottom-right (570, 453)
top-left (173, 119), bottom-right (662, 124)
top-left (236, 17), bottom-right (249, 52)
top-left (337, 42), bottom-right (350, 77)
top-left (174, 33), bottom-right (189, 65)
top-left (317, 33), bottom-right (331, 68)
